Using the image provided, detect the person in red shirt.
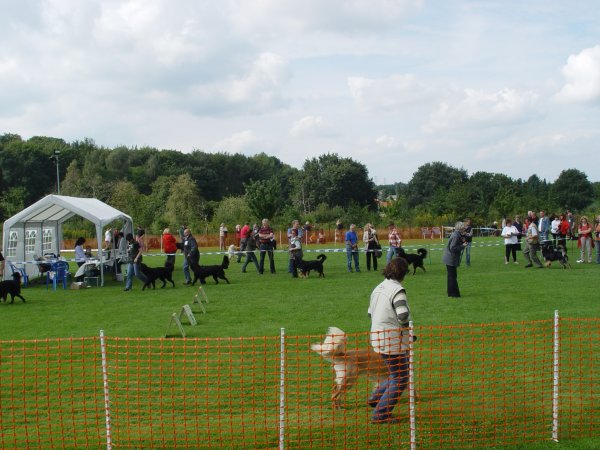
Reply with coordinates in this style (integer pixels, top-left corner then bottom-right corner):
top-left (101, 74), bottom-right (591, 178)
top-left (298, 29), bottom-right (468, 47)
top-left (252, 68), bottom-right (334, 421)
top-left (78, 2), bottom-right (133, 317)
top-left (238, 222), bottom-right (251, 263)
top-left (558, 214), bottom-right (570, 251)
top-left (162, 228), bottom-right (178, 266)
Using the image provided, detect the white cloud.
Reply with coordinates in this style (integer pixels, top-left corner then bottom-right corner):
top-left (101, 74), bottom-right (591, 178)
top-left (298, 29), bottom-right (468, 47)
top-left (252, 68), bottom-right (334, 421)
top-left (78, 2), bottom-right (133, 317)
top-left (290, 115), bottom-right (335, 137)
top-left (374, 135), bottom-right (424, 153)
top-left (556, 45), bottom-right (600, 103)
top-left (2, 1), bottom-right (600, 184)
top-left (424, 88), bottom-right (540, 133)
top-left (232, 0), bottom-right (422, 34)
top-left (348, 74), bottom-right (433, 112)
top-left (212, 130), bottom-right (265, 154)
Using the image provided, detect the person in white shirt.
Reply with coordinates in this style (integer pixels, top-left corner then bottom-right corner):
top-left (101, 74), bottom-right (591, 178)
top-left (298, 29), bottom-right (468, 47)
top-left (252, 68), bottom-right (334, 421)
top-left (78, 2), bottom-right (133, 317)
top-left (367, 257), bottom-right (411, 424)
top-left (523, 216), bottom-right (543, 268)
top-left (104, 228), bottom-right (112, 249)
top-left (550, 215), bottom-right (561, 246)
top-left (501, 218), bottom-right (519, 264)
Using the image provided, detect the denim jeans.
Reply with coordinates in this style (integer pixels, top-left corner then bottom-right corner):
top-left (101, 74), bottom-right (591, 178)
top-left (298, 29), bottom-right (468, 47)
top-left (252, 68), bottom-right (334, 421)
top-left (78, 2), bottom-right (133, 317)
top-left (182, 257), bottom-right (191, 283)
top-left (369, 352), bottom-right (409, 421)
top-left (386, 246), bottom-right (401, 263)
top-left (459, 242), bottom-right (471, 266)
top-left (242, 251), bottom-right (259, 272)
top-left (346, 245), bottom-right (360, 271)
top-left (125, 262), bottom-right (148, 289)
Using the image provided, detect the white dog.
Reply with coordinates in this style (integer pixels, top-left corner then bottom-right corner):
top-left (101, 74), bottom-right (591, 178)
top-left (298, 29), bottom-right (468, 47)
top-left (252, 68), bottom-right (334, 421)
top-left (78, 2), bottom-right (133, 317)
top-left (311, 327), bottom-right (390, 409)
top-left (227, 244), bottom-right (239, 261)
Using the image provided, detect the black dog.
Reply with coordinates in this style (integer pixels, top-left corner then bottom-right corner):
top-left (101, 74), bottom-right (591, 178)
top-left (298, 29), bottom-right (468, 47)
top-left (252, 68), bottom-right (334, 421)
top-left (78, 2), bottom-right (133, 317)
top-left (541, 243), bottom-right (570, 269)
top-left (297, 254), bottom-right (327, 278)
top-left (397, 247), bottom-right (428, 274)
top-left (190, 255), bottom-right (230, 285)
top-left (0, 272), bottom-right (26, 304)
top-left (140, 262), bottom-right (175, 290)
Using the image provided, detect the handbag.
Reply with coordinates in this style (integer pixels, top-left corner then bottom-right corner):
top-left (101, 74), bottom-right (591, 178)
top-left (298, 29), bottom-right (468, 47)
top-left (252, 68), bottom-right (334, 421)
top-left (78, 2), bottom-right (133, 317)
top-left (374, 239), bottom-right (382, 258)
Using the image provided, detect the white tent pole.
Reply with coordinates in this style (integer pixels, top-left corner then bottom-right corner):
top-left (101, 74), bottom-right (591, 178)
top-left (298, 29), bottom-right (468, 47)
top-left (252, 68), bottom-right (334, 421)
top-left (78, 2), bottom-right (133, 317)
top-left (96, 224), bottom-right (104, 286)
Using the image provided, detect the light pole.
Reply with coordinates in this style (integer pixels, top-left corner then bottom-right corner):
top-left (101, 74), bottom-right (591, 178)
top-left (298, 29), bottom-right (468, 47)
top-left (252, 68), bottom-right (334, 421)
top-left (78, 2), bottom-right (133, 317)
top-left (50, 150), bottom-right (61, 194)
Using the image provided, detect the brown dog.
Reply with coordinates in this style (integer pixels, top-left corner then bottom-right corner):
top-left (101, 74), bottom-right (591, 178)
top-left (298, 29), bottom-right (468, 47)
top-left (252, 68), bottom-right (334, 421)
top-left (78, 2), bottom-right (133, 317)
top-left (311, 327), bottom-right (390, 409)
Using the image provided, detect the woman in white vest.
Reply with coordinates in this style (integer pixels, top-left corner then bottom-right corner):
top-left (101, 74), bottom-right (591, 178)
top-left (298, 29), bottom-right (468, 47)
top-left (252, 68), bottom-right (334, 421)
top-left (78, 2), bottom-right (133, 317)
top-left (367, 257), bottom-right (411, 424)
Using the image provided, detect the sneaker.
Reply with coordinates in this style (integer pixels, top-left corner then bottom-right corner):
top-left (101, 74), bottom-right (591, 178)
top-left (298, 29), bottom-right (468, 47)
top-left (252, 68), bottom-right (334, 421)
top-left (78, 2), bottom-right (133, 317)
top-left (123, 288), bottom-right (131, 291)
top-left (524, 264), bottom-right (533, 268)
top-left (576, 260), bottom-right (583, 263)
top-left (514, 261), bottom-right (519, 264)
top-left (505, 261), bottom-right (509, 265)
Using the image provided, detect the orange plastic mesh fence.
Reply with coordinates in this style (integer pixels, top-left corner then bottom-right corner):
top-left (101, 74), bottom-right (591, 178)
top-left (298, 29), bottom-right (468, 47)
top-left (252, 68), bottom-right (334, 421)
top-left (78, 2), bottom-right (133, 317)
top-left (0, 319), bottom-right (597, 449)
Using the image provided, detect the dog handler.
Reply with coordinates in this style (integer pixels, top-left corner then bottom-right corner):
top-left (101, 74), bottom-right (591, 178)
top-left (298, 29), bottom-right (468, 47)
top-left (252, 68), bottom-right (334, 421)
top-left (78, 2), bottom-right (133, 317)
top-left (367, 257), bottom-right (411, 424)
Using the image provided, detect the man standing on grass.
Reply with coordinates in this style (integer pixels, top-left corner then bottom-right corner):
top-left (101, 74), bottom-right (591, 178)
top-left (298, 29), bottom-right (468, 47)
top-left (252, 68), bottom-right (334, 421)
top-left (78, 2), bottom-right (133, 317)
top-left (460, 218), bottom-right (473, 267)
top-left (237, 222), bottom-right (251, 263)
top-left (387, 222), bottom-right (402, 263)
top-left (286, 220), bottom-right (303, 273)
top-left (345, 224), bottom-right (360, 272)
top-left (523, 216), bottom-right (543, 268)
top-left (258, 218), bottom-right (276, 274)
top-left (368, 257), bottom-right (411, 424)
top-left (182, 228), bottom-right (199, 285)
top-left (123, 233), bottom-right (148, 291)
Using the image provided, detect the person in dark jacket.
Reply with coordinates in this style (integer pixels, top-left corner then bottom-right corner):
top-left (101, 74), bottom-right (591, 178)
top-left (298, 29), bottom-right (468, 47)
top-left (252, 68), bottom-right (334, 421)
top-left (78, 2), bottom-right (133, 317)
top-left (182, 228), bottom-right (199, 285)
top-left (442, 222), bottom-right (467, 298)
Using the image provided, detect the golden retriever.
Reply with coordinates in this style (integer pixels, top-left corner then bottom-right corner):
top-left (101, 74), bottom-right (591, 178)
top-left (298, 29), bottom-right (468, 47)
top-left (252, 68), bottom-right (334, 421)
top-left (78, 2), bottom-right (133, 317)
top-left (311, 327), bottom-right (390, 409)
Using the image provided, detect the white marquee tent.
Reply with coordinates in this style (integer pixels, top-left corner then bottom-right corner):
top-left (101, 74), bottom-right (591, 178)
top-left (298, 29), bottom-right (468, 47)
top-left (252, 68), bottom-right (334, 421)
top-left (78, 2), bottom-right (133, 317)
top-left (2, 195), bottom-right (133, 286)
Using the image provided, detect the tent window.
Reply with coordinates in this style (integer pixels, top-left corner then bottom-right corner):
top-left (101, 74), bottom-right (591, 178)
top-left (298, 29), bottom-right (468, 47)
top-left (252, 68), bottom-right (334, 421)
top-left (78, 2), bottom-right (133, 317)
top-left (25, 230), bottom-right (37, 254)
top-left (43, 229), bottom-right (53, 252)
top-left (7, 231), bottom-right (18, 257)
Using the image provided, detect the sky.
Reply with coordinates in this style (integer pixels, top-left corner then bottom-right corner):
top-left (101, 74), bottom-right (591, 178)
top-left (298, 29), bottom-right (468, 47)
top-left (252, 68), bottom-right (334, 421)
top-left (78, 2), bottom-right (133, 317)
top-left (1, 1), bottom-right (599, 184)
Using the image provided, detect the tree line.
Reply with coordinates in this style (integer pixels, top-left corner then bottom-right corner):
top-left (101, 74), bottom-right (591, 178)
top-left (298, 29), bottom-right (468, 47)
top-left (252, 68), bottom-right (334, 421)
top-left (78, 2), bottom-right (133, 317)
top-left (1, 134), bottom-right (598, 235)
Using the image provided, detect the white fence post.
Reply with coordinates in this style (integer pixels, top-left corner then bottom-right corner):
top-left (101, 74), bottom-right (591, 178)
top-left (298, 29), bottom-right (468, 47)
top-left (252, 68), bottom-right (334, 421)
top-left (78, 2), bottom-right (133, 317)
top-left (279, 328), bottom-right (286, 450)
top-left (552, 310), bottom-right (560, 442)
top-left (409, 321), bottom-right (417, 450)
top-left (99, 330), bottom-right (113, 450)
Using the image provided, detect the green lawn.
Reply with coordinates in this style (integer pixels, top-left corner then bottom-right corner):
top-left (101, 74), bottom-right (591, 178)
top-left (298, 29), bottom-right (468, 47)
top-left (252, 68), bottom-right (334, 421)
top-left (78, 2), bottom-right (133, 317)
top-left (1, 237), bottom-right (597, 339)
top-left (0, 237), bottom-right (598, 449)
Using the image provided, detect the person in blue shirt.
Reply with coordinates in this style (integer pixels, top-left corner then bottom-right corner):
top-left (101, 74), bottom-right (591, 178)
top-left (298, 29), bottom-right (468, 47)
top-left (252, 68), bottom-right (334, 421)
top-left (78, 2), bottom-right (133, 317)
top-left (345, 224), bottom-right (360, 273)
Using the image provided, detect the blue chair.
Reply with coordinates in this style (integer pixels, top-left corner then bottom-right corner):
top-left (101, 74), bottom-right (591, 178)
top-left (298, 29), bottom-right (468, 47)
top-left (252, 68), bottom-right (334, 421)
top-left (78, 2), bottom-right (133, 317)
top-left (46, 261), bottom-right (71, 290)
top-left (9, 262), bottom-right (29, 287)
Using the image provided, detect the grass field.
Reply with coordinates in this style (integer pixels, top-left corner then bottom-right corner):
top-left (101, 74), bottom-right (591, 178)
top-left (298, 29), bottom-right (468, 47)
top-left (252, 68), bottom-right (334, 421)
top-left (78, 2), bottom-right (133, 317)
top-left (1, 237), bottom-right (597, 339)
top-left (0, 237), bottom-right (598, 449)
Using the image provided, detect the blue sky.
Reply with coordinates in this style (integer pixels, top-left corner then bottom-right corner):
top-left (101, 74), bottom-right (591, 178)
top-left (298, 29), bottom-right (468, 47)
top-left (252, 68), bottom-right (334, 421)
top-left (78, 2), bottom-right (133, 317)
top-left (1, 1), bottom-right (599, 183)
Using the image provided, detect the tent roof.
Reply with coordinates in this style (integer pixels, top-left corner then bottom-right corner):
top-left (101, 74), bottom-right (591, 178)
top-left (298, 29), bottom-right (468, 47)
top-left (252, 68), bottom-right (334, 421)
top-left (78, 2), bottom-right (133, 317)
top-left (3, 195), bottom-right (132, 229)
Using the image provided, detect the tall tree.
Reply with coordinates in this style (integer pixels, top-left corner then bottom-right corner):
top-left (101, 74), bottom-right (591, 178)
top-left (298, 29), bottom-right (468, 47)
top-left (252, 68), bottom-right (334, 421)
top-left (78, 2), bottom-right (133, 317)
top-left (244, 177), bottom-right (284, 221)
top-left (406, 162), bottom-right (468, 209)
top-left (164, 174), bottom-right (204, 229)
top-left (550, 169), bottom-right (594, 212)
top-left (297, 153), bottom-right (377, 212)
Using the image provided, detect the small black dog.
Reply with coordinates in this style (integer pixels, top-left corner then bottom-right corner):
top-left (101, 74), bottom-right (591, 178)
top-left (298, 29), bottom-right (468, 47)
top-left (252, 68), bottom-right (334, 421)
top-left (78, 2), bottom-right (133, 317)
top-left (190, 256), bottom-right (230, 285)
top-left (140, 262), bottom-right (175, 290)
top-left (297, 254), bottom-right (327, 278)
top-left (541, 243), bottom-right (570, 269)
top-left (0, 272), bottom-right (26, 304)
top-left (397, 247), bottom-right (428, 275)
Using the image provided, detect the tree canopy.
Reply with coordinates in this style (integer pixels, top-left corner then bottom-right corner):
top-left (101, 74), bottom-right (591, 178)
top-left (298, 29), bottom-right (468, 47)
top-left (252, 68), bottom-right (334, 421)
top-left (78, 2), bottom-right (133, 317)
top-left (1, 133), bottom-right (598, 231)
